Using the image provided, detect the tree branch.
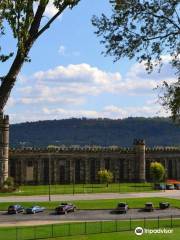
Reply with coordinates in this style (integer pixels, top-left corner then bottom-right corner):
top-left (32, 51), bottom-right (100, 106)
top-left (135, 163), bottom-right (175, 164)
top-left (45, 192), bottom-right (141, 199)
top-left (148, 11), bottom-right (180, 31)
top-left (35, 3), bottom-right (68, 39)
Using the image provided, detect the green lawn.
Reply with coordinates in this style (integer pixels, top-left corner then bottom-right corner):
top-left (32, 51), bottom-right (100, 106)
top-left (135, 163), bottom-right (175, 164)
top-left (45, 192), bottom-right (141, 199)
top-left (0, 182), bottom-right (155, 196)
top-left (0, 219), bottom-right (180, 240)
top-left (0, 197), bottom-right (179, 210)
top-left (47, 228), bottom-right (180, 240)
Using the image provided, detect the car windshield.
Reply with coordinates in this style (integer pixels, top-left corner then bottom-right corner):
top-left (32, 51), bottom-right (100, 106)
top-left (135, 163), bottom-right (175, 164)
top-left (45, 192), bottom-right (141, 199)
top-left (118, 203), bottom-right (126, 207)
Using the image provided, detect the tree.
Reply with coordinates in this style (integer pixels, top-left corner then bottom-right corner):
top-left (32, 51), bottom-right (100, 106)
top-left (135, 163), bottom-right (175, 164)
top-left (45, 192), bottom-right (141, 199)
top-left (92, 0), bottom-right (180, 121)
top-left (150, 162), bottom-right (165, 184)
top-left (98, 169), bottom-right (113, 187)
top-left (0, 0), bottom-right (80, 112)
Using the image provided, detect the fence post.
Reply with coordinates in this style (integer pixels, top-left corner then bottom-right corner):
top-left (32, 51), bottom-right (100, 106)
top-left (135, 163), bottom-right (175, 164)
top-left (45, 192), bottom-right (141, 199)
top-left (34, 226), bottom-right (36, 240)
top-left (16, 227), bottom-right (18, 240)
top-left (171, 215), bottom-right (173, 228)
top-left (115, 220), bottom-right (118, 232)
top-left (129, 217), bottom-right (132, 230)
top-left (100, 221), bottom-right (103, 233)
top-left (144, 217), bottom-right (146, 228)
top-left (51, 224), bottom-right (54, 238)
top-left (68, 223), bottom-right (71, 236)
top-left (157, 216), bottom-right (159, 228)
top-left (84, 222), bottom-right (87, 234)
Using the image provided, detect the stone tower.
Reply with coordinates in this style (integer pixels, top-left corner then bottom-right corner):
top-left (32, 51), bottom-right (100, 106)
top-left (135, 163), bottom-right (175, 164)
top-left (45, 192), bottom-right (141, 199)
top-left (134, 139), bottom-right (146, 182)
top-left (0, 113), bottom-right (9, 186)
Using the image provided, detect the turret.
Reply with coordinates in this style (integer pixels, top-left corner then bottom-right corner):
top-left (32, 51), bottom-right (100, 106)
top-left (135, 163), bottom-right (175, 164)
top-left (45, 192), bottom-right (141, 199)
top-left (133, 139), bottom-right (146, 182)
top-left (0, 114), bottom-right (9, 186)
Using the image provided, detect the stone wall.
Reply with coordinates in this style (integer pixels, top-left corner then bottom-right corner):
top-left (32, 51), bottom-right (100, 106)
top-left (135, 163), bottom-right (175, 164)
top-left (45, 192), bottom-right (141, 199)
top-left (9, 141), bottom-right (180, 184)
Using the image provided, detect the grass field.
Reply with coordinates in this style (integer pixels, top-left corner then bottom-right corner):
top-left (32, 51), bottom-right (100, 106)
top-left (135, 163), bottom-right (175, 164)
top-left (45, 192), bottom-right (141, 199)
top-left (0, 197), bottom-right (179, 210)
top-left (0, 197), bottom-right (180, 211)
top-left (0, 218), bottom-right (180, 240)
top-left (0, 182), bottom-right (155, 196)
top-left (45, 228), bottom-right (180, 240)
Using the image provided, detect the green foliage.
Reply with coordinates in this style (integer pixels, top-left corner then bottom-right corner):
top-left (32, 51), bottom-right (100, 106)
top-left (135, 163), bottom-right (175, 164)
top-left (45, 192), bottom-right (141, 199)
top-left (92, 0), bottom-right (180, 121)
top-left (4, 177), bottom-right (14, 187)
top-left (98, 169), bottom-right (113, 187)
top-left (150, 161), bottom-right (165, 183)
top-left (0, 0), bottom-right (81, 111)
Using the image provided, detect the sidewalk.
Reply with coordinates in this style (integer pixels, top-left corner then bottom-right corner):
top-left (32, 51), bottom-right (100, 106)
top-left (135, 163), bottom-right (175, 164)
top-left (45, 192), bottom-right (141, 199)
top-left (0, 191), bottom-right (179, 202)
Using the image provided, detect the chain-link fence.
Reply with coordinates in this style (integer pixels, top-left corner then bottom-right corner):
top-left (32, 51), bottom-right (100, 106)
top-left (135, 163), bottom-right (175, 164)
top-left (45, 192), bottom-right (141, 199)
top-left (1, 215), bottom-right (180, 240)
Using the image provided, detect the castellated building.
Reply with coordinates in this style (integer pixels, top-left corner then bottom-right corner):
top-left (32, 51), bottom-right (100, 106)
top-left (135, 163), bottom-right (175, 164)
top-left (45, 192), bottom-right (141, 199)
top-left (1, 114), bottom-right (180, 185)
top-left (9, 140), bottom-right (180, 184)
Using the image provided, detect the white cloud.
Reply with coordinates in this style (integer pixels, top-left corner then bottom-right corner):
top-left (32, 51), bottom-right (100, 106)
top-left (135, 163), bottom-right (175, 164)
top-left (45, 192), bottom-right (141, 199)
top-left (7, 61), bottom-right (175, 123)
top-left (58, 45), bottom-right (66, 56)
top-left (34, 1), bottom-right (63, 19)
top-left (58, 45), bottom-right (80, 57)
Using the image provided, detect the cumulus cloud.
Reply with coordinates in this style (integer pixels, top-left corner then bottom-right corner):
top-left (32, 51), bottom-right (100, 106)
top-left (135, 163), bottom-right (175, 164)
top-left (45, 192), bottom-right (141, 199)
top-left (7, 61), bottom-right (175, 123)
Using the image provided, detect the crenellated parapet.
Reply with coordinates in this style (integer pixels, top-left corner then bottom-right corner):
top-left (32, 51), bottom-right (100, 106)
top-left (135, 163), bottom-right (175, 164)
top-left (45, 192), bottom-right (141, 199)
top-left (9, 145), bottom-right (180, 154)
top-left (9, 146), bottom-right (135, 154)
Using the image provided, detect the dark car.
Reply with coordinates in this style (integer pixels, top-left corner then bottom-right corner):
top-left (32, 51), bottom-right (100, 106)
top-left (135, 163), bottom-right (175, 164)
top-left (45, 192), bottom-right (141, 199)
top-left (154, 183), bottom-right (166, 190)
top-left (26, 206), bottom-right (45, 214)
top-left (115, 202), bottom-right (128, 213)
top-left (144, 202), bottom-right (154, 212)
top-left (8, 205), bottom-right (24, 214)
top-left (166, 184), bottom-right (175, 190)
top-left (159, 202), bottom-right (170, 209)
top-left (174, 183), bottom-right (180, 190)
top-left (55, 203), bottom-right (76, 214)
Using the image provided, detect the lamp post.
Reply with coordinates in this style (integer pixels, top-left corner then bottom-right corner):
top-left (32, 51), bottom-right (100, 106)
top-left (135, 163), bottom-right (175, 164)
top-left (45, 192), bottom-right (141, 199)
top-left (48, 153), bottom-right (51, 202)
top-left (73, 160), bottom-right (75, 195)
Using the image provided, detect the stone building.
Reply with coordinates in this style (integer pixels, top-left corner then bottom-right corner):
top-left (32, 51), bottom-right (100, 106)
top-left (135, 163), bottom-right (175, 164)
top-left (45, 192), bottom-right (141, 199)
top-left (9, 139), bottom-right (180, 184)
top-left (0, 114), bottom-right (180, 185)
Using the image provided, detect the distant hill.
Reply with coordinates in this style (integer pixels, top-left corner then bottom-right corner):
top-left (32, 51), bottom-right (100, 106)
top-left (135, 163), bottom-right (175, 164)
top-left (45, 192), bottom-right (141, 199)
top-left (10, 117), bottom-right (180, 147)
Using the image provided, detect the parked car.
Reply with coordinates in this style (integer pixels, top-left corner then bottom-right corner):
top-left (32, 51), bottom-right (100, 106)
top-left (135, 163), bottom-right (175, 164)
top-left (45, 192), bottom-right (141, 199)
top-left (174, 183), bottom-right (180, 190)
top-left (26, 206), bottom-right (45, 214)
top-left (144, 202), bottom-right (154, 212)
top-left (166, 184), bottom-right (175, 190)
top-left (8, 205), bottom-right (24, 214)
top-left (159, 202), bottom-right (170, 209)
top-left (55, 203), bottom-right (76, 214)
top-left (154, 183), bottom-right (166, 190)
top-left (115, 202), bottom-right (128, 213)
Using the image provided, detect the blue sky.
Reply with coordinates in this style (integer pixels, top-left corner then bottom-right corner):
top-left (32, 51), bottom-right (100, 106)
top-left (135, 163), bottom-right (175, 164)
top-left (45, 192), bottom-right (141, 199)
top-left (2, 0), bottom-right (175, 123)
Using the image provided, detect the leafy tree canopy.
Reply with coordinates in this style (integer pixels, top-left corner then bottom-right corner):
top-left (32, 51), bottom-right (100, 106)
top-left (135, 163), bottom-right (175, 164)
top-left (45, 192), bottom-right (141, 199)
top-left (150, 161), bottom-right (165, 183)
top-left (98, 169), bottom-right (113, 187)
top-left (92, 0), bottom-right (180, 121)
top-left (0, 0), bottom-right (80, 112)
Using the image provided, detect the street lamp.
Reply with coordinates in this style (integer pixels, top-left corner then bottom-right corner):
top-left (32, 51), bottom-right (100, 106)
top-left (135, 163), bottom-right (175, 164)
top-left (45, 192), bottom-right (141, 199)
top-left (48, 153), bottom-right (51, 201)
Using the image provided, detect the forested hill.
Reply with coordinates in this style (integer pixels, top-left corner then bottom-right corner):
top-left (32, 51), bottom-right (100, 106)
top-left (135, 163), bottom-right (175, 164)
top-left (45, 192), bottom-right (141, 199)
top-left (10, 117), bottom-right (180, 148)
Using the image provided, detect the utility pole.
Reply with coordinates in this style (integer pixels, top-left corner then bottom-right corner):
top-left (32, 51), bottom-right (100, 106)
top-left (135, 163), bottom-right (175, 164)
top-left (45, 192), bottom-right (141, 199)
top-left (48, 153), bottom-right (51, 201)
top-left (73, 160), bottom-right (75, 195)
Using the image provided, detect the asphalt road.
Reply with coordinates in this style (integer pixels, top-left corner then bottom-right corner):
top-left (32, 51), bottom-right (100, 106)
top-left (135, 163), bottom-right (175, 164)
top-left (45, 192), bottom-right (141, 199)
top-left (0, 208), bottom-right (180, 226)
top-left (0, 191), bottom-right (180, 202)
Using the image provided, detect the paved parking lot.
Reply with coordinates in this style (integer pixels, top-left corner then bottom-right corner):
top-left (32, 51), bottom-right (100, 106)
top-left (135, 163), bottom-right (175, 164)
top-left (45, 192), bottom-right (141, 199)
top-left (0, 208), bottom-right (180, 225)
